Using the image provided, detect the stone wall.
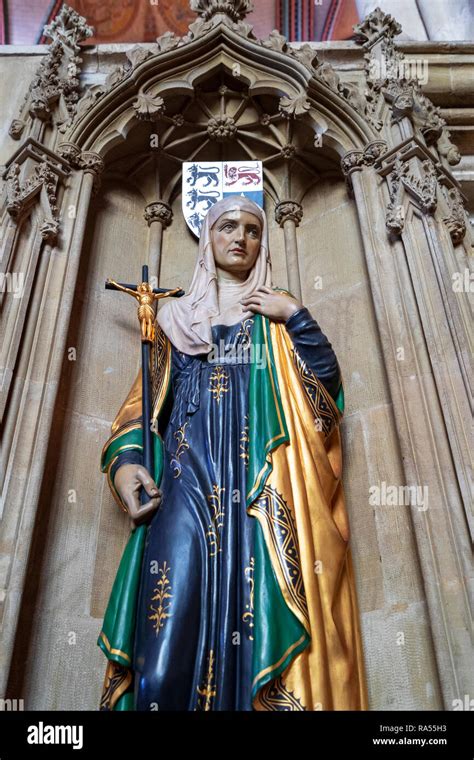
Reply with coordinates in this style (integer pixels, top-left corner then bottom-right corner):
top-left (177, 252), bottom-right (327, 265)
top-left (1, 4), bottom-right (472, 710)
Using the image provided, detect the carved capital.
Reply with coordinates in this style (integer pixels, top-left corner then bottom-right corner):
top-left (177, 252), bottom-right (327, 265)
top-left (341, 140), bottom-right (388, 186)
top-left (144, 202), bottom-right (173, 227)
top-left (275, 201), bottom-right (303, 227)
top-left (58, 141), bottom-right (82, 167)
top-left (79, 151), bottom-right (105, 177)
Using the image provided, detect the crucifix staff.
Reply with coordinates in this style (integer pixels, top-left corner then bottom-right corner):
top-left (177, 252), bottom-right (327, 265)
top-left (105, 265), bottom-right (184, 510)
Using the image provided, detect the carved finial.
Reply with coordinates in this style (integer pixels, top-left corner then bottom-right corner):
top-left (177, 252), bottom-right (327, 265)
top-left (353, 7), bottom-right (402, 48)
top-left (189, 0), bottom-right (253, 23)
top-left (43, 3), bottom-right (94, 49)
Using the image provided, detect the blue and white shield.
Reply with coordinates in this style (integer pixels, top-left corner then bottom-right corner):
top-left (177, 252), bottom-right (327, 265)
top-left (182, 161), bottom-right (263, 236)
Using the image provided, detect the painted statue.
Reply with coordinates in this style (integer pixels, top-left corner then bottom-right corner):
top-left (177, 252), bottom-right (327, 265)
top-left (98, 195), bottom-right (368, 711)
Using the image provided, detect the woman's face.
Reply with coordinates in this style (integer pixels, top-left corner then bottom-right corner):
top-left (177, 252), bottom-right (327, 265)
top-left (210, 209), bottom-right (262, 277)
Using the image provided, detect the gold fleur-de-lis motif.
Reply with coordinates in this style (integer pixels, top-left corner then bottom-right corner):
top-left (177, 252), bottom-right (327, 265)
top-left (148, 561), bottom-right (173, 635)
top-left (171, 421), bottom-right (189, 478)
top-left (242, 556), bottom-right (255, 640)
top-left (236, 318), bottom-right (254, 348)
top-left (196, 649), bottom-right (216, 711)
top-left (239, 413), bottom-right (249, 468)
top-left (206, 484), bottom-right (225, 556)
top-left (208, 365), bottom-right (229, 404)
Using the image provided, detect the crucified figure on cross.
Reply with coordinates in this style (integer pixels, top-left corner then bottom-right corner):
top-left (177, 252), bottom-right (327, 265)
top-left (106, 277), bottom-right (183, 342)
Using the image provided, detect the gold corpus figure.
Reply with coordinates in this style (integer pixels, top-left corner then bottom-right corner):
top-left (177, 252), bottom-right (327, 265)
top-left (106, 280), bottom-right (182, 342)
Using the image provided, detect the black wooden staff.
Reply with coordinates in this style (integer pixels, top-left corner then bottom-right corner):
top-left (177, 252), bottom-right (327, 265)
top-left (105, 265), bottom-right (184, 508)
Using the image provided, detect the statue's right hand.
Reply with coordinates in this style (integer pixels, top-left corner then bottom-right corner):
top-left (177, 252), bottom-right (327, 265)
top-left (114, 464), bottom-right (162, 526)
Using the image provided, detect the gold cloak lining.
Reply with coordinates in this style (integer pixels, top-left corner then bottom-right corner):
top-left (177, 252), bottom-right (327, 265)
top-left (252, 321), bottom-right (368, 711)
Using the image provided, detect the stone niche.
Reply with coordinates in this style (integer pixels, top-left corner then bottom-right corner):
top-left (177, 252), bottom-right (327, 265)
top-left (1, 3), bottom-right (472, 711)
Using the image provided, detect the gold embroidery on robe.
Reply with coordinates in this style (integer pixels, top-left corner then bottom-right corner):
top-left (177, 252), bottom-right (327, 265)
top-left (236, 317), bottom-right (254, 348)
top-left (206, 485), bottom-right (225, 556)
top-left (240, 413), bottom-right (250, 467)
top-left (196, 650), bottom-right (216, 711)
top-left (171, 422), bottom-right (189, 478)
top-left (148, 561), bottom-right (173, 635)
top-left (208, 365), bottom-right (229, 404)
top-left (242, 556), bottom-right (255, 640)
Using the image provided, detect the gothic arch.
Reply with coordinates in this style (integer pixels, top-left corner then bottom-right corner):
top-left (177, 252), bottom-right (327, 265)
top-left (63, 21), bottom-right (374, 165)
top-left (1, 2), bottom-right (472, 712)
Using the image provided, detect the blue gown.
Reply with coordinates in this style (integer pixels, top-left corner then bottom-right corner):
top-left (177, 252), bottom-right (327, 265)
top-left (110, 308), bottom-right (341, 711)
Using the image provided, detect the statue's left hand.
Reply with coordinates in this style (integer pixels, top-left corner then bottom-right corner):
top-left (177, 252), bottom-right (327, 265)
top-left (240, 286), bottom-right (302, 322)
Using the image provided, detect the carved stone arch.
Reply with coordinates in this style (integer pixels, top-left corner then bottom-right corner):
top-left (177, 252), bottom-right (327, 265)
top-left (2, 1), bottom-right (472, 714)
top-left (64, 23), bottom-right (375, 159)
top-left (54, 20), bottom-right (379, 303)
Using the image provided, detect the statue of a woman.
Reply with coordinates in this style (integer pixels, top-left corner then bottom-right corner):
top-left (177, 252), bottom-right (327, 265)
top-left (98, 195), bottom-right (368, 711)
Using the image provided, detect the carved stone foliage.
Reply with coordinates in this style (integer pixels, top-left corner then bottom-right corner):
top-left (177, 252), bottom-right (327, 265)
top-left (3, 139), bottom-right (70, 243)
top-left (353, 6), bottom-right (402, 47)
top-left (207, 114), bottom-right (238, 141)
top-left (189, 0), bottom-right (253, 22)
top-left (384, 157), bottom-right (437, 233)
top-left (352, 8), bottom-right (404, 132)
top-left (343, 134), bottom-right (467, 244)
top-left (74, 74), bottom-right (326, 205)
top-left (353, 7), bottom-right (461, 170)
top-left (382, 79), bottom-right (460, 166)
top-left (8, 4), bottom-right (93, 140)
top-left (379, 143), bottom-right (464, 241)
top-left (70, 2), bottom-right (363, 140)
top-left (275, 201), bottom-right (303, 227)
top-left (144, 202), bottom-right (173, 227)
top-left (278, 95), bottom-right (311, 119)
top-left (56, 141), bottom-right (104, 194)
top-left (340, 140), bottom-right (388, 192)
top-left (441, 187), bottom-right (467, 246)
top-left (133, 93), bottom-right (166, 121)
top-left (59, 14), bottom-right (369, 219)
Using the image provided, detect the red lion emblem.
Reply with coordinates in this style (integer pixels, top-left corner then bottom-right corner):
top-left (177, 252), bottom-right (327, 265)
top-left (224, 164), bottom-right (261, 186)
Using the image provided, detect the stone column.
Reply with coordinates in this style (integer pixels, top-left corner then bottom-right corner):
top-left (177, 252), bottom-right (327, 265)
top-left (1, 145), bottom-right (69, 419)
top-left (144, 201), bottom-right (173, 283)
top-left (0, 148), bottom-right (104, 698)
top-left (275, 201), bottom-right (303, 301)
top-left (342, 143), bottom-right (473, 710)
